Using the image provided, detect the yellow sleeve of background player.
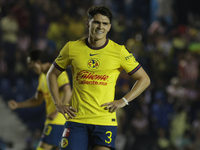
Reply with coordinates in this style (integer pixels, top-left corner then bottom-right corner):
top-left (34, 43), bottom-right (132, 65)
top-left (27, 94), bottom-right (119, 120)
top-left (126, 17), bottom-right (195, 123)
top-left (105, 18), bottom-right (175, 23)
top-left (36, 75), bottom-right (42, 92)
top-left (54, 42), bottom-right (71, 71)
top-left (120, 46), bottom-right (141, 75)
top-left (57, 71), bottom-right (70, 88)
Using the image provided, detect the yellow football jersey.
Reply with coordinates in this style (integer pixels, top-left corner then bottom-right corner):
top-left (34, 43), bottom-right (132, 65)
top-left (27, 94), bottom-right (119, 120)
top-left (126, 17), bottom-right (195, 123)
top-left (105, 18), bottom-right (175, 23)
top-left (37, 71), bottom-right (70, 125)
top-left (54, 38), bottom-right (141, 126)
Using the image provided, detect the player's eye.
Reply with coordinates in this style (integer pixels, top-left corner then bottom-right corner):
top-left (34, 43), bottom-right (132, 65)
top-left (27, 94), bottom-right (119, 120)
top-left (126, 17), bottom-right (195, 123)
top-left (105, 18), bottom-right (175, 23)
top-left (93, 21), bottom-right (100, 24)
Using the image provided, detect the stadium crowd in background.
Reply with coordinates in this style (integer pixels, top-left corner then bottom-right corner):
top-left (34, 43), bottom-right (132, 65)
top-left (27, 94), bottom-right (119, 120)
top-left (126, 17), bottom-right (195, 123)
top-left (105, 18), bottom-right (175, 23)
top-left (0, 0), bottom-right (200, 150)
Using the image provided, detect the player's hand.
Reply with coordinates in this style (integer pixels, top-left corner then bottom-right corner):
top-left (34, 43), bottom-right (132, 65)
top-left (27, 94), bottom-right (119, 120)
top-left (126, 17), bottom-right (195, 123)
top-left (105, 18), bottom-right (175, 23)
top-left (55, 103), bottom-right (77, 120)
top-left (101, 99), bottom-right (127, 113)
top-left (8, 100), bottom-right (18, 110)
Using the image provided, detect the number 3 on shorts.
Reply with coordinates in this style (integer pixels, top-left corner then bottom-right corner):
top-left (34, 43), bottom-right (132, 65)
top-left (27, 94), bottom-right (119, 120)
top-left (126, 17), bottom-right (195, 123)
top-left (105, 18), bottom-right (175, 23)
top-left (105, 131), bottom-right (112, 144)
top-left (45, 125), bottom-right (52, 136)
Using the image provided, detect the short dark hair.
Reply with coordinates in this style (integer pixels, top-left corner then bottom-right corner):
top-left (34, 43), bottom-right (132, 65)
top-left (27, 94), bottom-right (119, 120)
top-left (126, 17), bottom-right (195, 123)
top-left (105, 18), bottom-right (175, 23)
top-left (28, 50), bottom-right (48, 63)
top-left (28, 50), bottom-right (41, 61)
top-left (87, 5), bottom-right (113, 22)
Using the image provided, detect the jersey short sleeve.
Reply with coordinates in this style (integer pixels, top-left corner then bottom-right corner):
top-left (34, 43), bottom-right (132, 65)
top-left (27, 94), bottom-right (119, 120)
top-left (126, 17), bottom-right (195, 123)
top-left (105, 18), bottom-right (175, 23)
top-left (54, 42), bottom-right (71, 71)
top-left (37, 76), bottom-right (42, 92)
top-left (120, 46), bottom-right (141, 75)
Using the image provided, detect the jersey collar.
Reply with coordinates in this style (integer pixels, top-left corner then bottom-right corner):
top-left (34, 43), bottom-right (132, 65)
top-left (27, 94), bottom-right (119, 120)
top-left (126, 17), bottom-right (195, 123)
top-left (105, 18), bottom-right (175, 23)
top-left (85, 37), bottom-right (108, 50)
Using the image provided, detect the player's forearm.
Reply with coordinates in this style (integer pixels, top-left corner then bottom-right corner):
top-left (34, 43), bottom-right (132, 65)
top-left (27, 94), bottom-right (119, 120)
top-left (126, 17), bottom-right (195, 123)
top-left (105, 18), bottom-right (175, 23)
top-left (18, 97), bottom-right (42, 108)
top-left (61, 84), bottom-right (72, 105)
top-left (47, 70), bottom-right (62, 105)
top-left (123, 75), bottom-right (150, 102)
top-left (61, 92), bottom-right (72, 105)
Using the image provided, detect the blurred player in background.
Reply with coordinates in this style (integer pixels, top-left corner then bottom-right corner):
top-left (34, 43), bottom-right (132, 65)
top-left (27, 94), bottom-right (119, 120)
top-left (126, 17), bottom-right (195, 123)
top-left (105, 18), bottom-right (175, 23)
top-left (8, 50), bottom-right (72, 150)
top-left (47, 5), bottom-right (150, 150)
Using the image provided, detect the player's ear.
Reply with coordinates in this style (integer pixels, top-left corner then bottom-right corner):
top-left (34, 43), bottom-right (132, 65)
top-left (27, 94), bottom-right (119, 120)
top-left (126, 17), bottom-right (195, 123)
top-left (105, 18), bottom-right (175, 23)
top-left (86, 20), bottom-right (89, 28)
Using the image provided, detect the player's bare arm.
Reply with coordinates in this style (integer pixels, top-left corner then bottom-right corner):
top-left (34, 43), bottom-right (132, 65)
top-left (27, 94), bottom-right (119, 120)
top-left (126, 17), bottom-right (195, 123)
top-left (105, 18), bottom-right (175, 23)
top-left (8, 91), bottom-right (44, 110)
top-left (101, 67), bottom-right (150, 112)
top-left (61, 84), bottom-right (72, 105)
top-left (48, 84), bottom-right (72, 120)
top-left (47, 65), bottom-right (77, 120)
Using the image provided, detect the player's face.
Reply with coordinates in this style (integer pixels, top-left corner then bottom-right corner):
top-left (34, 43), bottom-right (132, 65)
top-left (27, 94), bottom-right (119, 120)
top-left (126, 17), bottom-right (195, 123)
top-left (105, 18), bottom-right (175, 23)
top-left (27, 57), bottom-right (42, 75)
top-left (88, 13), bottom-right (111, 41)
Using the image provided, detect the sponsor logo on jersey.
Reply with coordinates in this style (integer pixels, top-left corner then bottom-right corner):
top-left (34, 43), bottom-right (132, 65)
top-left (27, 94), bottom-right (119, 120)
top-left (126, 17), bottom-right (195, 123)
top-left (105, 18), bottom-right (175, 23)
top-left (76, 70), bottom-right (108, 81)
top-left (125, 54), bottom-right (133, 60)
top-left (90, 53), bottom-right (98, 56)
top-left (76, 70), bottom-right (108, 86)
top-left (61, 138), bottom-right (68, 148)
top-left (87, 58), bottom-right (100, 70)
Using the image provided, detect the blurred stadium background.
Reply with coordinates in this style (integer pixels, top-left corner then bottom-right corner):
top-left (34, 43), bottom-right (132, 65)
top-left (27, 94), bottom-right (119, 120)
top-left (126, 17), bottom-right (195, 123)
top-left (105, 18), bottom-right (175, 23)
top-left (0, 0), bottom-right (200, 150)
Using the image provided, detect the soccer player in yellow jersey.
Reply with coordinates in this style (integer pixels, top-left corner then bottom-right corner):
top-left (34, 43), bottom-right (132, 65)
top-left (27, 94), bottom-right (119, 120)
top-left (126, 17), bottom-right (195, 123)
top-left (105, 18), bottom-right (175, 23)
top-left (8, 50), bottom-right (72, 150)
top-left (47, 5), bottom-right (150, 150)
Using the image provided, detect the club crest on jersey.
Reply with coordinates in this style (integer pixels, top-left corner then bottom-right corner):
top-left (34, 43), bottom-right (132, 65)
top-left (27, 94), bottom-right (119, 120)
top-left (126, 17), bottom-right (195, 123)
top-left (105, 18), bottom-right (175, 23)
top-left (87, 58), bottom-right (100, 70)
top-left (61, 138), bottom-right (68, 148)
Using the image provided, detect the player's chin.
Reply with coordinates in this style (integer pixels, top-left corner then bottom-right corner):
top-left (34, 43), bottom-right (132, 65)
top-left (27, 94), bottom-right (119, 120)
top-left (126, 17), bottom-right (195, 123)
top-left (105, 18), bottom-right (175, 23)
top-left (97, 37), bottom-right (106, 42)
top-left (94, 34), bottom-right (105, 40)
